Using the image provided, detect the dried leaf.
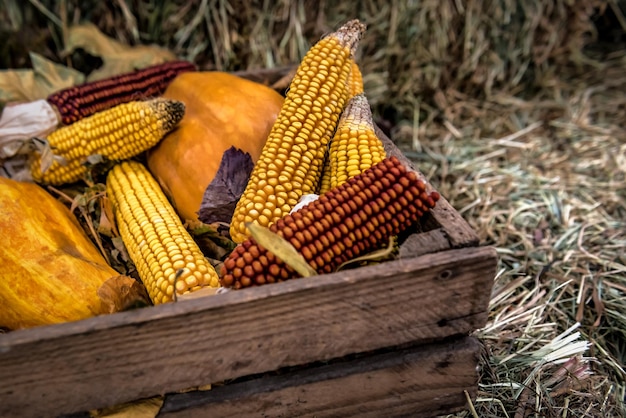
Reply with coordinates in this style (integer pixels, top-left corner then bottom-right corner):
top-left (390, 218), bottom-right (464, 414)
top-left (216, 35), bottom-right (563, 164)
top-left (111, 236), bottom-right (130, 262)
top-left (97, 275), bottom-right (152, 313)
top-left (0, 52), bottom-right (85, 103)
top-left (89, 396), bottom-right (163, 418)
top-left (98, 196), bottom-right (118, 237)
top-left (33, 138), bottom-right (67, 174)
top-left (0, 100), bottom-right (58, 158)
top-left (336, 236), bottom-right (396, 271)
top-left (64, 23), bottom-right (177, 82)
top-left (175, 286), bottom-right (220, 301)
top-left (187, 220), bottom-right (237, 259)
top-left (246, 222), bottom-right (317, 278)
top-left (197, 147), bottom-right (255, 225)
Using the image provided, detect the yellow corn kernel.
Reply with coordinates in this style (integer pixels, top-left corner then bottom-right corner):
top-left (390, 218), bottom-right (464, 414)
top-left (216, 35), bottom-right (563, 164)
top-left (230, 19), bottom-right (366, 243)
top-left (347, 60), bottom-right (364, 98)
top-left (318, 93), bottom-right (387, 194)
top-left (106, 161), bottom-right (219, 305)
top-left (30, 98), bottom-right (184, 185)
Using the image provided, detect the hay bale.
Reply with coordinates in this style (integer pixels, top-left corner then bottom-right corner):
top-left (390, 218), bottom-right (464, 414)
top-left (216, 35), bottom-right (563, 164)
top-left (153, 0), bottom-right (613, 134)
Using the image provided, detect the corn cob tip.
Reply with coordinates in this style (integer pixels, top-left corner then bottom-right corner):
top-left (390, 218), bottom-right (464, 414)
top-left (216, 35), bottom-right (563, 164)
top-left (330, 19), bottom-right (367, 55)
top-left (341, 93), bottom-right (374, 129)
top-left (148, 98), bottom-right (185, 131)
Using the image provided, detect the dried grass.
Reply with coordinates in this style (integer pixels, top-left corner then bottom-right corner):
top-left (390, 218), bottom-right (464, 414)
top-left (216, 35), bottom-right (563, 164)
top-left (410, 52), bottom-right (626, 417)
top-left (2, 0), bottom-right (625, 415)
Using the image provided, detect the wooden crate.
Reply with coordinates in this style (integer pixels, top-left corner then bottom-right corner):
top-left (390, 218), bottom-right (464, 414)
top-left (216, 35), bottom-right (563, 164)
top-left (0, 131), bottom-right (497, 418)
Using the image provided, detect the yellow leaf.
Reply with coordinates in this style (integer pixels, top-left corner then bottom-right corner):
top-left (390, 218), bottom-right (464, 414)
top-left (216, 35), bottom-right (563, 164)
top-left (246, 222), bottom-right (317, 278)
top-left (336, 236), bottom-right (397, 271)
top-left (64, 23), bottom-right (177, 82)
top-left (89, 397), bottom-right (163, 418)
top-left (175, 286), bottom-right (220, 301)
top-left (0, 53), bottom-right (84, 103)
top-left (97, 275), bottom-right (152, 313)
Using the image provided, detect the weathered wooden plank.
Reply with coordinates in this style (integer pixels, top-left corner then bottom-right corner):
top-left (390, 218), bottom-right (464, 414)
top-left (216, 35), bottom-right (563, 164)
top-left (159, 336), bottom-right (482, 418)
top-left (376, 126), bottom-right (479, 249)
top-left (399, 228), bottom-right (451, 259)
top-left (0, 246), bottom-right (496, 418)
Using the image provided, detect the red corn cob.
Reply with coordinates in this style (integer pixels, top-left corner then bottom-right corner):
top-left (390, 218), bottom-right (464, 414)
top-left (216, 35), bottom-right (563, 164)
top-left (46, 60), bottom-right (196, 125)
top-left (221, 156), bottom-right (440, 289)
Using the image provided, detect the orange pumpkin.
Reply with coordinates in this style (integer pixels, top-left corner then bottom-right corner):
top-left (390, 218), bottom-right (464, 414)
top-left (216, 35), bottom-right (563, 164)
top-left (0, 177), bottom-right (119, 329)
top-left (146, 72), bottom-right (284, 222)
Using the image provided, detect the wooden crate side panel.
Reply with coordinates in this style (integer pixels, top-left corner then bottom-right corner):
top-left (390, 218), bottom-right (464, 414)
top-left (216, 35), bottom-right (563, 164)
top-left (0, 247), bottom-right (496, 418)
top-left (376, 126), bottom-right (479, 249)
top-left (159, 336), bottom-right (481, 418)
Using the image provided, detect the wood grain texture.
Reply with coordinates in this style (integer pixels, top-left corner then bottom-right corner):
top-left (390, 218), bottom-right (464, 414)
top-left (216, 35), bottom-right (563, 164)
top-left (159, 336), bottom-right (482, 418)
top-left (399, 228), bottom-right (451, 259)
top-left (0, 246), bottom-right (496, 418)
top-left (376, 126), bottom-right (479, 249)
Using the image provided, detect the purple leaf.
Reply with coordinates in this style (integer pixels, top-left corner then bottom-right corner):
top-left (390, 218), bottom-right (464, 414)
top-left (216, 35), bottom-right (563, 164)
top-left (197, 146), bottom-right (254, 225)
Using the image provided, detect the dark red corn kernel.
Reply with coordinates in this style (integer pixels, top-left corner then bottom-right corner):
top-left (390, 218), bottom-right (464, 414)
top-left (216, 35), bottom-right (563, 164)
top-left (294, 231), bottom-right (307, 245)
top-left (310, 241), bottom-right (324, 256)
top-left (255, 275), bottom-right (266, 285)
top-left (249, 245), bottom-right (261, 258)
top-left (346, 199), bottom-right (358, 212)
top-left (321, 264), bottom-right (333, 274)
top-left (282, 226), bottom-right (294, 239)
top-left (301, 245), bottom-right (314, 260)
top-left (235, 257), bottom-right (246, 269)
top-left (252, 260), bottom-right (263, 273)
top-left (242, 252), bottom-right (254, 265)
top-left (221, 275), bottom-right (233, 287)
top-left (319, 234), bottom-right (331, 247)
top-left (243, 265), bottom-right (255, 278)
top-left (223, 258), bottom-right (236, 270)
top-left (289, 237), bottom-right (302, 250)
top-left (280, 268), bottom-right (291, 280)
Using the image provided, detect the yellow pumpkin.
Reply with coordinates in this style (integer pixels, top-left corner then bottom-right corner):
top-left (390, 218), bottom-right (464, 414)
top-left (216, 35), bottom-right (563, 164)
top-left (0, 177), bottom-right (120, 329)
top-left (146, 71), bottom-right (284, 222)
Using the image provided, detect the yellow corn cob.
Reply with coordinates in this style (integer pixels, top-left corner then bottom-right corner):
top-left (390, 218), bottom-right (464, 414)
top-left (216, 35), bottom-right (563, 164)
top-left (347, 60), bottom-right (364, 98)
top-left (229, 19), bottom-right (366, 243)
top-left (318, 62), bottom-right (366, 193)
top-left (30, 98), bottom-right (184, 185)
top-left (106, 161), bottom-right (219, 305)
top-left (318, 93), bottom-right (387, 194)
